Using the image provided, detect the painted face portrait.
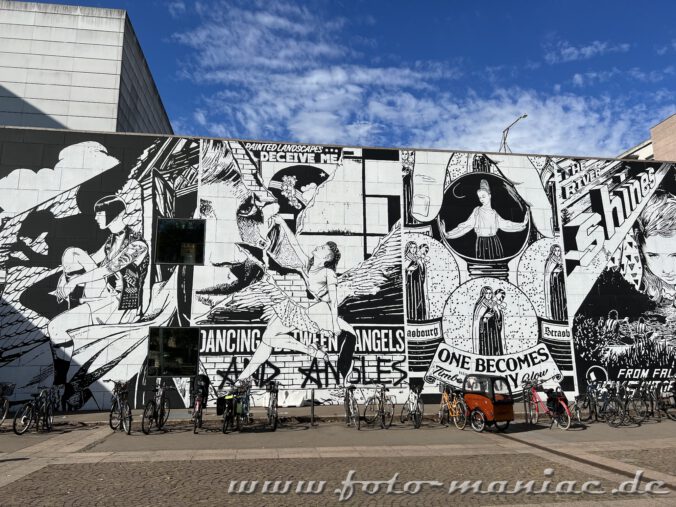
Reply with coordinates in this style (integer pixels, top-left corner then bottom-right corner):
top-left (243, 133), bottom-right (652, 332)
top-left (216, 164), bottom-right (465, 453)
top-left (635, 190), bottom-right (676, 300)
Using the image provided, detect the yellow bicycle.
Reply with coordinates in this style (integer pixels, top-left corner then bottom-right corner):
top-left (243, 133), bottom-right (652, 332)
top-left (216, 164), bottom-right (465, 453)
top-left (437, 382), bottom-right (467, 429)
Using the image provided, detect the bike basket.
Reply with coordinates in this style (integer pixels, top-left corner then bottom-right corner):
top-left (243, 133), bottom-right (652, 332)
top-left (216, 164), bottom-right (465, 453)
top-left (0, 383), bottom-right (15, 396)
top-left (546, 390), bottom-right (567, 413)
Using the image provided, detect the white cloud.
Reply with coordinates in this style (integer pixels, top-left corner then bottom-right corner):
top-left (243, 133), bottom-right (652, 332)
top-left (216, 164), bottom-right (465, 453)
top-left (170, 1), bottom-right (669, 157)
top-left (656, 40), bottom-right (676, 55)
top-left (571, 69), bottom-right (619, 87)
top-left (544, 40), bottom-right (630, 64)
top-left (167, 1), bottom-right (186, 19)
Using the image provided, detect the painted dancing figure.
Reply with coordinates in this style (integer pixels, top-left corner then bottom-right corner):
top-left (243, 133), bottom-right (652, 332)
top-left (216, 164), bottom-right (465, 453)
top-left (238, 216), bottom-right (357, 384)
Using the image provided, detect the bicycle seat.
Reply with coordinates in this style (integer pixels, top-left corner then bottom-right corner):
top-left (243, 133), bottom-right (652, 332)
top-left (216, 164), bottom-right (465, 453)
top-left (346, 384), bottom-right (356, 390)
top-left (30, 393), bottom-right (40, 398)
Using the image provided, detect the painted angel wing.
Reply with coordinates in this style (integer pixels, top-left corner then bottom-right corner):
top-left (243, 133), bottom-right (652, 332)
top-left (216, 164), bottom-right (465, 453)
top-left (337, 221), bottom-right (401, 305)
top-left (200, 276), bottom-right (292, 324)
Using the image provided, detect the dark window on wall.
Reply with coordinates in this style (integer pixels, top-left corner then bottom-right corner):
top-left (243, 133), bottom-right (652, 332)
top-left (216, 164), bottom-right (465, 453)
top-left (148, 327), bottom-right (199, 377)
top-left (155, 218), bottom-right (205, 265)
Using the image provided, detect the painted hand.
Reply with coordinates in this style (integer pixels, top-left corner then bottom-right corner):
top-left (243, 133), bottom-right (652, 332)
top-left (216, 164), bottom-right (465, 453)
top-left (55, 274), bottom-right (77, 300)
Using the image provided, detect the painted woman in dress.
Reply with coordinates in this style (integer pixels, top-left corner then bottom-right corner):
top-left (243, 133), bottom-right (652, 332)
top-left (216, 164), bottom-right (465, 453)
top-left (471, 285), bottom-right (503, 355)
top-left (544, 244), bottom-right (567, 321)
top-left (238, 215), bottom-right (357, 383)
top-left (444, 179), bottom-right (529, 260)
top-left (404, 241), bottom-right (418, 319)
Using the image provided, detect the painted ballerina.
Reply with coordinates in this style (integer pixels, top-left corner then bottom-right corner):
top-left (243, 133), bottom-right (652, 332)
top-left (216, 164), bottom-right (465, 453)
top-left (443, 179), bottom-right (528, 260)
top-left (237, 215), bottom-right (357, 383)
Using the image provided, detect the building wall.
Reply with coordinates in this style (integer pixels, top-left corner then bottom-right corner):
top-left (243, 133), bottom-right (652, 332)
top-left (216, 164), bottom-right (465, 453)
top-left (0, 1), bottom-right (172, 136)
top-left (0, 126), bottom-right (673, 411)
top-left (116, 17), bottom-right (173, 135)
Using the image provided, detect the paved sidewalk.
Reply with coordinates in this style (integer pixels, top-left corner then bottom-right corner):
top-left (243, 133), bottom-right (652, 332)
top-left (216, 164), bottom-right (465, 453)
top-left (0, 418), bottom-right (674, 505)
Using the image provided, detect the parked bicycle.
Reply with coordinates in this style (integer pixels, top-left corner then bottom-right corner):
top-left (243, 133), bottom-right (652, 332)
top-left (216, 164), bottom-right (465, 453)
top-left (343, 384), bottom-right (360, 429)
top-left (266, 380), bottom-right (279, 432)
top-left (104, 379), bottom-right (132, 435)
top-left (523, 377), bottom-right (571, 430)
top-left (221, 378), bottom-right (252, 434)
top-left (575, 380), bottom-right (616, 423)
top-left (363, 384), bottom-right (395, 429)
top-left (400, 383), bottom-right (424, 429)
top-left (657, 377), bottom-right (676, 421)
top-left (141, 381), bottom-right (174, 434)
top-left (437, 382), bottom-right (467, 430)
top-left (0, 382), bottom-right (15, 428)
top-left (13, 386), bottom-right (51, 435)
top-left (191, 374), bottom-right (211, 434)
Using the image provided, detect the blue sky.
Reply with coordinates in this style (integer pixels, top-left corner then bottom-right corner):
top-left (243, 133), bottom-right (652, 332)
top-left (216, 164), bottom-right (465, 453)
top-left (56, 0), bottom-right (676, 155)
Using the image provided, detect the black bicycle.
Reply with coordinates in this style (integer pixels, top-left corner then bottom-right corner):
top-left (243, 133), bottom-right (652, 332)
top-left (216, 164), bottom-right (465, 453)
top-left (13, 386), bottom-right (51, 435)
top-left (0, 382), bottom-right (15, 428)
top-left (141, 381), bottom-right (174, 434)
top-left (104, 379), bottom-right (132, 435)
top-left (222, 379), bottom-right (252, 434)
top-left (266, 380), bottom-right (279, 432)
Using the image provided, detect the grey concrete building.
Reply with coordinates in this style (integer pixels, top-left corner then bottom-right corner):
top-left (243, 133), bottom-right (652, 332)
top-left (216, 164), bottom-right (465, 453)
top-left (0, 1), bottom-right (172, 134)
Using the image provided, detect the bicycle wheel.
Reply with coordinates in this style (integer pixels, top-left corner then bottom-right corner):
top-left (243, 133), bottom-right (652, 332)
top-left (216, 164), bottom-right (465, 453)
top-left (158, 396), bottom-right (170, 429)
top-left (121, 401), bottom-right (132, 435)
top-left (528, 399), bottom-right (539, 425)
top-left (469, 409), bottom-right (485, 432)
top-left (629, 398), bottom-right (648, 425)
top-left (193, 406), bottom-right (201, 435)
top-left (13, 403), bottom-right (34, 435)
top-left (413, 398), bottom-right (423, 429)
top-left (0, 397), bottom-right (9, 427)
top-left (44, 402), bottom-right (54, 432)
top-left (349, 396), bottom-right (360, 430)
top-left (382, 398), bottom-right (395, 429)
top-left (109, 399), bottom-right (121, 431)
top-left (453, 400), bottom-right (467, 430)
top-left (438, 405), bottom-right (450, 426)
top-left (400, 403), bottom-right (410, 424)
top-left (495, 420), bottom-right (510, 431)
top-left (363, 397), bottom-right (379, 425)
top-left (222, 404), bottom-right (232, 434)
top-left (605, 399), bottom-right (624, 428)
top-left (267, 393), bottom-right (278, 432)
top-left (576, 395), bottom-right (593, 422)
top-left (141, 400), bottom-right (156, 435)
top-left (555, 402), bottom-right (571, 430)
top-left (659, 393), bottom-right (676, 421)
top-left (658, 383), bottom-right (676, 421)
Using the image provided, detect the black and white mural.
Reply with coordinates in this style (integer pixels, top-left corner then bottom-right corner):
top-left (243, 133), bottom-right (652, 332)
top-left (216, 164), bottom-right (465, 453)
top-left (0, 126), bottom-right (673, 409)
top-left (0, 132), bottom-right (199, 410)
top-left (403, 151), bottom-right (575, 397)
top-left (191, 143), bottom-right (404, 405)
top-left (561, 158), bottom-right (676, 387)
